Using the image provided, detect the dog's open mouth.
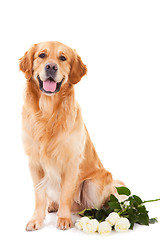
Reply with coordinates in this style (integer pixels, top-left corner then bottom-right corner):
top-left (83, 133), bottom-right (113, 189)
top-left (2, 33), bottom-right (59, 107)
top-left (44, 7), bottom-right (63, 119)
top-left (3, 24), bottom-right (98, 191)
top-left (38, 75), bottom-right (63, 95)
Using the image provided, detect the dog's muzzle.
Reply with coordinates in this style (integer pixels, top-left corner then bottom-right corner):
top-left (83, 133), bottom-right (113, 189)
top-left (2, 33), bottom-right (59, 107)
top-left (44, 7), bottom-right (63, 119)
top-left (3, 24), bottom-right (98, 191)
top-left (38, 75), bottom-right (63, 95)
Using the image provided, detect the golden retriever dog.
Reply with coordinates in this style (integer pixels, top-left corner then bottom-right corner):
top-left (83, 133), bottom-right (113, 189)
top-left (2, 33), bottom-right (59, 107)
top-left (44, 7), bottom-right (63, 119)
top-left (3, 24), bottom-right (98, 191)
top-left (19, 41), bottom-right (124, 231)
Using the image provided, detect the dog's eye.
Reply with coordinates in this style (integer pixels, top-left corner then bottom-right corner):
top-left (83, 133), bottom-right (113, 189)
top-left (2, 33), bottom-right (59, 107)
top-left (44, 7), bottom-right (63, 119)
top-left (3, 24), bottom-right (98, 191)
top-left (39, 53), bottom-right (46, 58)
top-left (59, 55), bottom-right (67, 61)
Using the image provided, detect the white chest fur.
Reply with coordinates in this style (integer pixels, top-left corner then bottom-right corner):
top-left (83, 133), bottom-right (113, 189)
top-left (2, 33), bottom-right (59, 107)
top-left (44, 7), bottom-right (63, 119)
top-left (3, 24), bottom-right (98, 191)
top-left (37, 165), bottom-right (62, 203)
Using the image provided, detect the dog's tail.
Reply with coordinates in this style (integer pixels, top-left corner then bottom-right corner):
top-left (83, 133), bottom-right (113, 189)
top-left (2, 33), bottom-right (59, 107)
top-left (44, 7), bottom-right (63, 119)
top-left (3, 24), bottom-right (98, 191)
top-left (111, 180), bottom-right (129, 202)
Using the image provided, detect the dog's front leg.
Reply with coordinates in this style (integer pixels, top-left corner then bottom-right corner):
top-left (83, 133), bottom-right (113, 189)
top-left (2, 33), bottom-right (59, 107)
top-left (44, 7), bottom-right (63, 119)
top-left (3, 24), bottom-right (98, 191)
top-left (26, 161), bottom-right (47, 231)
top-left (57, 163), bottom-right (79, 230)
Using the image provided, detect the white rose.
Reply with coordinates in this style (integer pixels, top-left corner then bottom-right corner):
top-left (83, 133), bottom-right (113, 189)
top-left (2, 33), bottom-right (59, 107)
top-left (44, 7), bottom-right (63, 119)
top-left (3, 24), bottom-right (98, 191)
top-left (115, 217), bottom-right (131, 232)
top-left (98, 221), bottom-right (112, 235)
top-left (105, 212), bottom-right (120, 226)
top-left (75, 217), bottom-right (90, 230)
top-left (83, 219), bottom-right (99, 233)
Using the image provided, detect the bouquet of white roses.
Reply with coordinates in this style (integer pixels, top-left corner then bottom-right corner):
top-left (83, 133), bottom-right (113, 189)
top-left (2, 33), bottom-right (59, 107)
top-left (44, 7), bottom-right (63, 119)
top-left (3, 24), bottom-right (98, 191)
top-left (75, 187), bottom-right (159, 235)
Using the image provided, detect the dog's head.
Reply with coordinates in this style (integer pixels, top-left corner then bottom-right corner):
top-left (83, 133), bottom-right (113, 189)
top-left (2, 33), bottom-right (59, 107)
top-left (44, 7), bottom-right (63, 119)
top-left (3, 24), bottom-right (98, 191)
top-left (19, 41), bottom-right (87, 95)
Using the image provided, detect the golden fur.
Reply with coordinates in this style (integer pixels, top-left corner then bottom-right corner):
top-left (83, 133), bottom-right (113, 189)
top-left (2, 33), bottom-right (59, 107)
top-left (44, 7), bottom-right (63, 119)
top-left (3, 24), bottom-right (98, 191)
top-left (19, 41), bottom-right (124, 231)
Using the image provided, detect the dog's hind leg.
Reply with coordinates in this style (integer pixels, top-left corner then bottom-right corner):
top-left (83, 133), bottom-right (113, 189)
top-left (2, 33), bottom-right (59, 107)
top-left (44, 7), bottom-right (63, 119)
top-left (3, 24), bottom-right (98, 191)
top-left (48, 201), bottom-right (59, 213)
top-left (79, 169), bottom-right (126, 210)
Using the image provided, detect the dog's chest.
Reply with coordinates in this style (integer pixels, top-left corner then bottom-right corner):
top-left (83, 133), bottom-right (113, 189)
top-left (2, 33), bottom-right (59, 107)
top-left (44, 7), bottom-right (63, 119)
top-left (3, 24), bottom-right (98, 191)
top-left (22, 101), bottom-right (85, 202)
top-left (22, 102), bottom-right (85, 157)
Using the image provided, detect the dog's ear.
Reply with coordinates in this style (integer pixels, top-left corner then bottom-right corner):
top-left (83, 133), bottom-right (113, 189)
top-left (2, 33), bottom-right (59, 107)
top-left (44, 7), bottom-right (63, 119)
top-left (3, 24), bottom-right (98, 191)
top-left (19, 44), bottom-right (36, 80)
top-left (69, 50), bottom-right (87, 84)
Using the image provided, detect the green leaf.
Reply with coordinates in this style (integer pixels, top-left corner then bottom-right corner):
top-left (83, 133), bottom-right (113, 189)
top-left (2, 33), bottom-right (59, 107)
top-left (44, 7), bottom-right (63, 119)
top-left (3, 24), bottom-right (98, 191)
top-left (133, 201), bottom-right (139, 208)
top-left (83, 209), bottom-right (94, 217)
top-left (137, 213), bottom-right (149, 226)
top-left (110, 194), bottom-right (118, 202)
top-left (127, 207), bottom-right (134, 215)
top-left (95, 209), bottom-right (106, 222)
top-left (149, 218), bottom-right (158, 224)
top-left (137, 205), bottom-right (147, 213)
top-left (108, 201), bottom-right (122, 211)
top-left (133, 195), bottom-right (143, 204)
top-left (116, 187), bottom-right (131, 196)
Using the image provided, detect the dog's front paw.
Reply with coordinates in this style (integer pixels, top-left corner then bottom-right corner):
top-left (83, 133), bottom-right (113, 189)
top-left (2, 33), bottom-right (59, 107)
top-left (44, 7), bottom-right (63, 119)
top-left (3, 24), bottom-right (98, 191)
top-left (57, 217), bottom-right (72, 230)
top-left (26, 218), bottom-right (44, 231)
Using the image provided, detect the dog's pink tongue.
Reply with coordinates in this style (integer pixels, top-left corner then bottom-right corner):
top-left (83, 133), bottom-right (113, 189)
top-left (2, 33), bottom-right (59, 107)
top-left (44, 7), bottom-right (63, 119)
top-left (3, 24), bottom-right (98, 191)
top-left (43, 80), bottom-right (56, 92)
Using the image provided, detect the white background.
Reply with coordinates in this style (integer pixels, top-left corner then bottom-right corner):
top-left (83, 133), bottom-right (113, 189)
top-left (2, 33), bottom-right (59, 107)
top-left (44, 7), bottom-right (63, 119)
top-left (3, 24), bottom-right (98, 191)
top-left (0, 0), bottom-right (160, 239)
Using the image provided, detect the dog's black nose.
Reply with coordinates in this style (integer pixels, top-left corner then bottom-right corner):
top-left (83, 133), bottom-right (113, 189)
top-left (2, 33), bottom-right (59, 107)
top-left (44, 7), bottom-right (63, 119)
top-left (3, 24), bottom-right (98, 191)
top-left (45, 62), bottom-right (58, 77)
